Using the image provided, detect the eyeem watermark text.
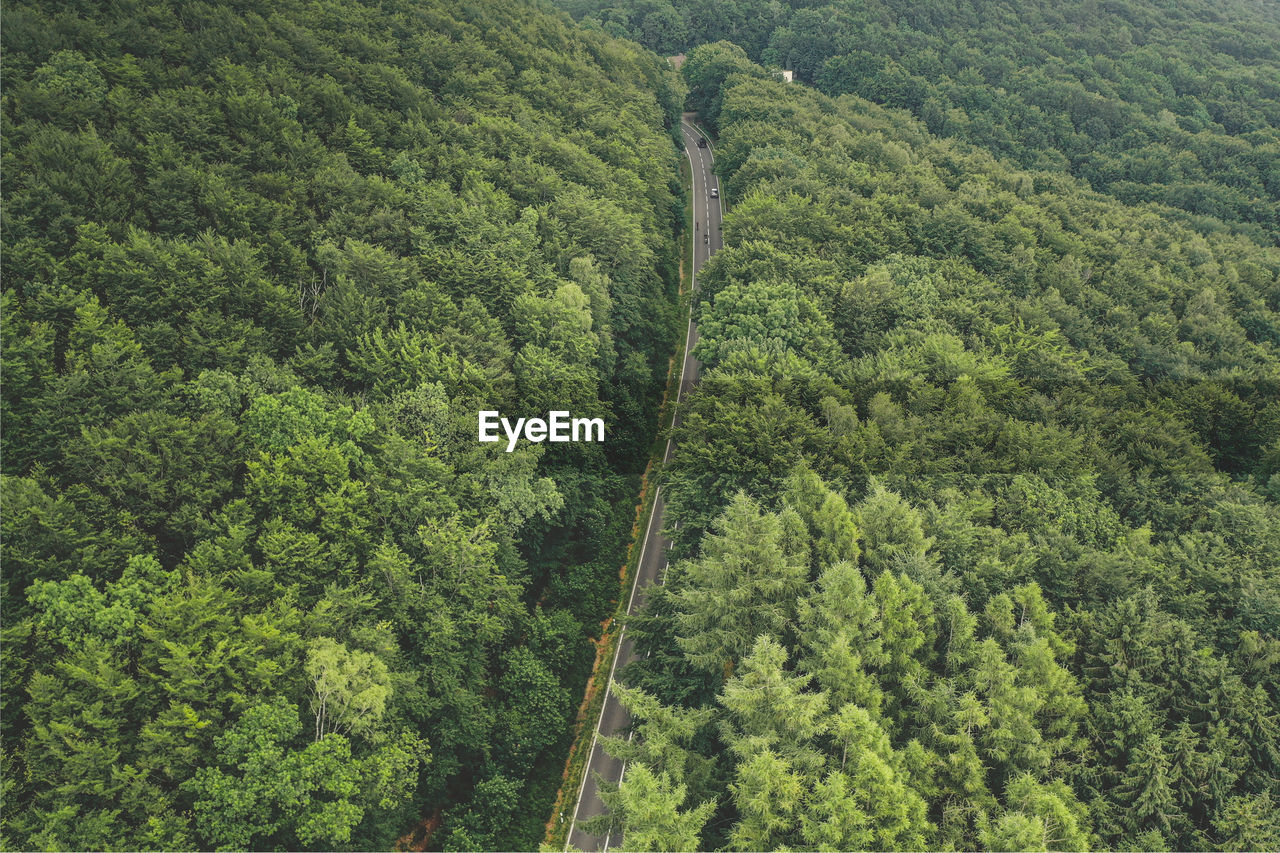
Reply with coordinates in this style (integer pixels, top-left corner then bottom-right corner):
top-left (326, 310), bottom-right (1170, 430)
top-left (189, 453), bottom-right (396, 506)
top-left (478, 411), bottom-right (605, 452)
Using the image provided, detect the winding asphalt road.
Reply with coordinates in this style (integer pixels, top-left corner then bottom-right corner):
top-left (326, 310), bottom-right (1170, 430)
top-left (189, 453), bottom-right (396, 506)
top-left (563, 115), bottom-right (723, 852)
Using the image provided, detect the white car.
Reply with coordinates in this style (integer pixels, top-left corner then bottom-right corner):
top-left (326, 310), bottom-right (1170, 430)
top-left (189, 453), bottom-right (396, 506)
top-left (710, 187), bottom-right (719, 198)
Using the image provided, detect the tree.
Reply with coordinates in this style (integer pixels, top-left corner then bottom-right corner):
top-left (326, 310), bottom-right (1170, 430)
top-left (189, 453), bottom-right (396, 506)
top-left (727, 748), bottom-right (804, 851)
top-left (719, 635), bottom-right (828, 765)
top-left (695, 275), bottom-right (839, 369)
top-left (1213, 791), bottom-right (1280, 853)
top-left (595, 763), bottom-right (714, 852)
top-left (796, 561), bottom-right (885, 715)
top-left (799, 770), bottom-right (873, 851)
top-left (601, 682), bottom-right (713, 783)
top-left (440, 773), bottom-right (524, 852)
top-left (681, 41), bottom-right (760, 128)
top-left (980, 775), bottom-right (1090, 852)
top-left (784, 462), bottom-right (860, 569)
top-left (672, 493), bottom-right (807, 677)
top-left (491, 646), bottom-right (570, 777)
top-left (186, 700), bottom-right (365, 849)
top-left (855, 480), bottom-right (933, 574)
top-left (305, 637), bottom-right (390, 742)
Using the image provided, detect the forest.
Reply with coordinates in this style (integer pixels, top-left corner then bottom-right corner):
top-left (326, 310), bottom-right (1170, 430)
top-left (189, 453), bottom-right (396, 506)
top-left (5, 0), bottom-right (1280, 851)
top-left (592, 41), bottom-right (1280, 853)
top-left (560, 0), bottom-right (1280, 245)
top-left (1, 0), bottom-right (683, 849)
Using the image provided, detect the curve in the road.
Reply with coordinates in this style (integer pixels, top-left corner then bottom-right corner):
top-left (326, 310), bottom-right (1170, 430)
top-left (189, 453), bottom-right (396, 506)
top-left (563, 116), bottom-right (723, 852)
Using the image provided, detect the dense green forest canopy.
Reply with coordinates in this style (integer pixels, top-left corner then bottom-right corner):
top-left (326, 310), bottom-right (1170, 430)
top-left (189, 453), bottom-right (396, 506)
top-left (0, 0), bottom-right (684, 849)
top-left (6, 0), bottom-right (1280, 851)
top-left (558, 0), bottom-right (1280, 244)
top-left (599, 45), bottom-right (1280, 852)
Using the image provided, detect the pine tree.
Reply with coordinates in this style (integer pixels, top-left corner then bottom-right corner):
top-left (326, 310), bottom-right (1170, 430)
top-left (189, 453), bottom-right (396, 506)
top-left (596, 763), bottom-right (714, 853)
top-left (796, 561), bottom-right (886, 715)
top-left (673, 493), bottom-right (807, 678)
top-left (727, 749), bottom-right (804, 851)
top-left (718, 635), bottom-right (828, 768)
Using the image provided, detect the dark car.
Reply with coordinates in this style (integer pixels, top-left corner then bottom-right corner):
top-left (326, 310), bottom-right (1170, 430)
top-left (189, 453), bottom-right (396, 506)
top-left (697, 137), bottom-right (708, 148)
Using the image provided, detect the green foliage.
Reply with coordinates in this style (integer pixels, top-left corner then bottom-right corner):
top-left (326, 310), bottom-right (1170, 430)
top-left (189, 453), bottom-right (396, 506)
top-left (591, 763), bottom-right (714, 852)
top-left (1, 0), bottom-right (682, 848)
top-left (7, 0), bottom-right (1280, 848)
top-left (670, 493), bottom-right (807, 678)
top-left (305, 637), bottom-right (391, 741)
top-left (616, 37), bottom-right (1280, 853)
top-left (561, 0), bottom-right (1280, 243)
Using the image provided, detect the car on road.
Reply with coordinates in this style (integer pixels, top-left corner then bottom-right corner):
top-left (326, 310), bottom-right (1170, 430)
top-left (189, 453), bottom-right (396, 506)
top-left (710, 187), bottom-right (719, 198)
top-left (697, 137), bottom-right (707, 148)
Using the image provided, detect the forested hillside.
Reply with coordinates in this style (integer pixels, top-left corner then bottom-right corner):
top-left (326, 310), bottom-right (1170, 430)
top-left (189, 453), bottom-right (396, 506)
top-left (599, 48), bottom-right (1280, 851)
top-left (559, 0), bottom-right (1280, 244)
top-left (0, 0), bottom-right (683, 849)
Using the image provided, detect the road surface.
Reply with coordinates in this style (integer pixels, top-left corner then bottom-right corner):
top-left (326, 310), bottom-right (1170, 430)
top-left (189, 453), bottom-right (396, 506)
top-left (563, 115), bottom-right (723, 852)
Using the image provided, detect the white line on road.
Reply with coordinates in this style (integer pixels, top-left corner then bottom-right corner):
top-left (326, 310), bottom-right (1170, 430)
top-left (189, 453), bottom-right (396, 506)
top-left (566, 119), bottom-right (712, 851)
top-left (564, 483), bottom-right (665, 850)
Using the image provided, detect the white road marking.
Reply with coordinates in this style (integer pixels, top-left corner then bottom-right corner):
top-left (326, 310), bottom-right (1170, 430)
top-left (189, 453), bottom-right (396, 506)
top-left (564, 483), bottom-right (665, 850)
top-left (567, 120), bottom-right (713, 851)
